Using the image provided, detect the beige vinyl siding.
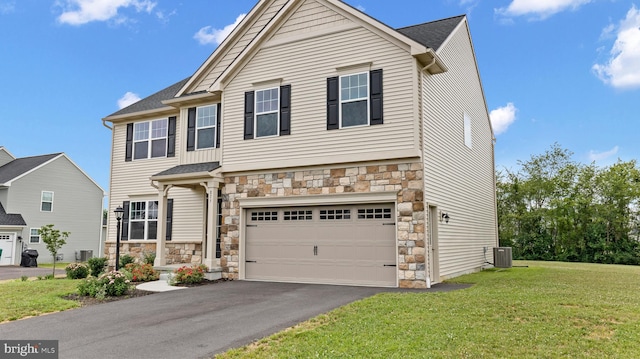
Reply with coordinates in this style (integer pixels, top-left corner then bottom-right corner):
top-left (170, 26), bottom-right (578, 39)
top-left (8, 156), bottom-right (103, 263)
top-left (191, 0), bottom-right (289, 94)
top-left (178, 107), bottom-right (222, 164)
top-left (222, 24), bottom-right (418, 170)
top-left (422, 20), bottom-right (497, 279)
top-left (166, 187), bottom-right (205, 243)
top-left (270, 0), bottom-right (350, 42)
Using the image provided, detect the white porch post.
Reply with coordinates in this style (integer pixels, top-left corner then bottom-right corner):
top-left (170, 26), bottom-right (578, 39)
top-left (202, 181), bottom-right (218, 269)
top-left (154, 184), bottom-right (170, 266)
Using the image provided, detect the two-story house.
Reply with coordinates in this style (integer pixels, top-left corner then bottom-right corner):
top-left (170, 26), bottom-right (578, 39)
top-left (102, 0), bottom-right (498, 288)
top-left (0, 147), bottom-right (105, 265)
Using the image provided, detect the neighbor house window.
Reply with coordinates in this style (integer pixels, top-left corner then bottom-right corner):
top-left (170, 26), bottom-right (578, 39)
top-left (129, 201), bottom-right (158, 240)
top-left (133, 119), bottom-right (168, 159)
top-left (196, 105), bottom-right (217, 149)
top-left (340, 73), bottom-right (369, 127)
top-left (464, 112), bottom-right (472, 149)
top-left (41, 191), bottom-right (53, 212)
top-left (30, 228), bottom-right (40, 244)
top-left (255, 88), bottom-right (280, 137)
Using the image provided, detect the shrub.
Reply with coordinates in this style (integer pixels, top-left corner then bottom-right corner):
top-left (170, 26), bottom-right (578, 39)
top-left (124, 263), bottom-right (159, 282)
top-left (142, 251), bottom-right (156, 265)
top-left (20, 276), bottom-right (28, 282)
top-left (77, 270), bottom-right (132, 299)
top-left (65, 263), bottom-right (89, 279)
top-left (87, 257), bottom-right (108, 277)
top-left (173, 264), bottom-right (208, 284)
top-left (119, 254), bottom-right (135, 269)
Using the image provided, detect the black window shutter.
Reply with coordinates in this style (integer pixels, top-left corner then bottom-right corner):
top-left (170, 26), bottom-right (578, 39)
top-left (166, 198), bottom-right (173, 241)
top-left (370, 69), bottom-right (383, 125)
top-left (167, 116), bottom-right (176, 157)
top-left (216, 103), bottom-right (222, 148)
top-left (326, 77), bottom-right (339, 130)
top-left (244, 91), bottom-right (255, 140)
top-left (187, 107), bottom-right (196, 152)
top-left (125, 124), bottom-right (133, 161)
top-left (121, 201), bottom-right (130, 241)
top-left (280, 85), bottom-right (291, 136)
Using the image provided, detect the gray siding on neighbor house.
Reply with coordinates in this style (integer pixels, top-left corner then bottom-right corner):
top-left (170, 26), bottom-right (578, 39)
top-left (6, 156), bottom-right (103, 263)
top-left (422, 19), bottom-right (498, 280)
top-left (0, 149), bottom-right (14, 167)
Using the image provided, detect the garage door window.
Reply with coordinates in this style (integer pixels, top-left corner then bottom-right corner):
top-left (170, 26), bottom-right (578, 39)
top-left (251, 211), bottom-right (278, 221)
top-left (284, 210), bottom-right (312, 221)
top-left (358, 208), bottom-right (392, 219)
top-left (319, 209), bottom-right (351, 220)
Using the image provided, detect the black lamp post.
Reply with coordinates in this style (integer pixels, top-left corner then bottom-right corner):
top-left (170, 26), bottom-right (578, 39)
top-left (114, 206), bottom-right (124, 271)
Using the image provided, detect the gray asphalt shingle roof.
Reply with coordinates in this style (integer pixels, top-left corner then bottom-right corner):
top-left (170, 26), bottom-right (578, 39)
top-left (107, 14), bottom-right (464, 118)
top-left (0, 153), bottom-right (60, 184)
top-left (153, 162), bottom-right (221, 177)
top-left (0, 203), bottom-right (26, 226)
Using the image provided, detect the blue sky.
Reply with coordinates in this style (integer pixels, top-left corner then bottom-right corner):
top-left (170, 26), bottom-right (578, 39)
top-left (1, 0), bottom-right (639, 198)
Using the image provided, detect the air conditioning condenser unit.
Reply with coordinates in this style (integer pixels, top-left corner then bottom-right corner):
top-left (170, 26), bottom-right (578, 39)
top-left (493, 247), bottom-right (512, 268)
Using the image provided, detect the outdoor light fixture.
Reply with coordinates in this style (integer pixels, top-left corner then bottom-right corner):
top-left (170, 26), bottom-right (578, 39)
top-left (441, 212), bottom-right (450, 224)
top-left (114, 206), bottom-right (124, 271)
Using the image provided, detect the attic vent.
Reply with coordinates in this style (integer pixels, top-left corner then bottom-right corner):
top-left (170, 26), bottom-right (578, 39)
top-left (493, 247), bottom-right (512, 268)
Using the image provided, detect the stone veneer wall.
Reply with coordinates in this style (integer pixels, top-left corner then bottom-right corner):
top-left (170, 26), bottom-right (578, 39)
top-left (105, 242), bottom-right (202, 267)
top-left (221, 162), bottom-right (427, 288)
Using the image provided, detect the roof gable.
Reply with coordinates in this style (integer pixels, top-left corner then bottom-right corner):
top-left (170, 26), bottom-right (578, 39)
top-left (0, 153), bottom-right (61, 185)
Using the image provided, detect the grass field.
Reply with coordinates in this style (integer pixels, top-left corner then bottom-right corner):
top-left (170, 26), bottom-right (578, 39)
top-left (0, 278), bottom-right (80, 322)
top-left (218, 261), bottom-right (640, 358)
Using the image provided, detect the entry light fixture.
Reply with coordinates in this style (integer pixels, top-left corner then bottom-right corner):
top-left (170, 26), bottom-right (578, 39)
top-left (440, 212), bottom-right (450, 224)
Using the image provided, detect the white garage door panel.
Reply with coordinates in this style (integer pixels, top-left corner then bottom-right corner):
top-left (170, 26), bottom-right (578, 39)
top-left (245, 204), bottom-right (396, 287)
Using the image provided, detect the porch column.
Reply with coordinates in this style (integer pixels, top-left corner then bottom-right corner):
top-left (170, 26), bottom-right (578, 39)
top-left (154, 184), bottom-right (170, 266)
top-left (202, 181), bottom-right (219, 269)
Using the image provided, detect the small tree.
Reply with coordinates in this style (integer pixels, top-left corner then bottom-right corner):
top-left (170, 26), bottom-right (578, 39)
top-left (38, 224), bottom-right (70, 276)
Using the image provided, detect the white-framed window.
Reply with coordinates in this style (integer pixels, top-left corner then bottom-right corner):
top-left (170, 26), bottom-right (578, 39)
top-left (133, 119), bottom-right (168, 160)
top-left (255, 88), bottom-right (279, 138)
top-left (196, 105), bottom-right (217, 149)
top-left (41, 191), bottom-right (53, 212)
top-left (129, 200), bottom-right (158, 240)
top-left (340, 72), bottom-right (369, 127)
top-left (464, 112), bottom-right (472, 149)
top-left (30, 228), bottom-right (40, 243)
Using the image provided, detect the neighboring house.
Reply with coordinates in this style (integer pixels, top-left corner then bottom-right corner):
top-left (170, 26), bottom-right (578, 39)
top-left (102, 0), bottom-right (497, 288)
top-left (0, 147), bottom-right (105, 265)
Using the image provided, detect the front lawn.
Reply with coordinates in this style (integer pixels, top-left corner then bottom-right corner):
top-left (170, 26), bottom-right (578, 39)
top-left (218, 261), bottom-right (640, 358)
top-left (0, 278), bottom-right (81, 322)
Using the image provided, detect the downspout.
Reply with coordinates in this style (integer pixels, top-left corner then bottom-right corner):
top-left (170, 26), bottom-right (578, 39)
top-left (102, 119), bottom-right (112, 130)
top-left (420, 56), bottom-right (435, 289)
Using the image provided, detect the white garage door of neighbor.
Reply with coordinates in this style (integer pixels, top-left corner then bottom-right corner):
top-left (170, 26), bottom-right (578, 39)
top-left (0, 233), bottom-right (15, 266)
top-left (245, 204), bottom-right (397, 287)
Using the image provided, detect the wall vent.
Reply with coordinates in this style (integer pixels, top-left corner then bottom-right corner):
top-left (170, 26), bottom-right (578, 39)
top-left (493, 247), bottom-right (512, 268)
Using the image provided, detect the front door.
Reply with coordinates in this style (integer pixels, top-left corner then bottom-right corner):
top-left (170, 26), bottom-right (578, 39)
top-left (0, 233), bottom-right (15, 266)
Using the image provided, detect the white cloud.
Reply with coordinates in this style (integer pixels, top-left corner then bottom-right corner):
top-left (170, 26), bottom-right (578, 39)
top-left (489, 102), bottom-right (517, 135)
top-left (496, 0), bottom-right (591, 20)
top-left (57, 0), bottom-right (156, 26)
top-left (356, 5), bottom-right (366, 12)
top-left (588, 146), bottom-right (619, 162)
top-left (593, 5), bottom-right (640, 90)
top-left (194, 14), bottom-right (246, 46)
top-left (117, 92), bottom-right (141, 109)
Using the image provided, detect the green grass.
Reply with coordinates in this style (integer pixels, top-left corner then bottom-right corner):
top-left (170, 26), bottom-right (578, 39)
top-left (0, 278), bottom-right (81, 322)
top-left (217, 261), bottom-right (640, 358)
top-left (37, 262), bottom-right (71, 269)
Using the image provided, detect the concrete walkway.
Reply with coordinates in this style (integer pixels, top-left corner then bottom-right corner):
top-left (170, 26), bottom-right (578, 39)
top-left (0, 281), bottom-right (470, 359)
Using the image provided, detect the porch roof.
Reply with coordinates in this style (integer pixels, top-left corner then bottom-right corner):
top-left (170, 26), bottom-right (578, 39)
top-left (0, 203), bottom-right (26, 226)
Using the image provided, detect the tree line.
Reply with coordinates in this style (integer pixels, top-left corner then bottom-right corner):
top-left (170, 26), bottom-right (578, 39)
top-left (497, 144), bottom-right (640, 265)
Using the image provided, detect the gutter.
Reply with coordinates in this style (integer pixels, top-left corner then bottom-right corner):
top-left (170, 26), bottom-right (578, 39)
top-left (102, 118), bottom-right (112, 130)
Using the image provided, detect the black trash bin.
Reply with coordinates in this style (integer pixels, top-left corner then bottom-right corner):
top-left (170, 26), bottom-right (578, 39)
top-left (20, 249), bottom-right (38, 267)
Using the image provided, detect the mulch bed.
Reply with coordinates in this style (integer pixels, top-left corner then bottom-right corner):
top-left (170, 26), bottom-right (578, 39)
top-left (64, 279), bottom-right (222, 306)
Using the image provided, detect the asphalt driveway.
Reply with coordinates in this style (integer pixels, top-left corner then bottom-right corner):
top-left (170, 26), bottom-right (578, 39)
top-left (0, 265), bottom-right (63, 280)
top-left (0, 281), bottom-right (468, 358)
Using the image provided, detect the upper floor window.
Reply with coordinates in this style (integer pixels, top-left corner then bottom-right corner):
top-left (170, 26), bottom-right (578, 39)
top-left (196, 105), bottom-right (217, 149)
top-left (255, 88), bottom-right (280, 137)
top-left (134, 119), bottom-right (167, 159)
top-left (41, 191), bottom-right (53, 212)
top-left (340, 73), bottom-right (369, 127)
top-left (243, 85), bottom-right (291, 140)
top-left (327, 69), bottom-right (383, 130)
top-left (125, 117), bottom-right (176, 161)
top-left (129, 200), bottom-right (158, 240)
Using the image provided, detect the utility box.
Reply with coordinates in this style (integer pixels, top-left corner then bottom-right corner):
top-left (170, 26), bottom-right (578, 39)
top-left (493, 247), bottom-right (512, 268)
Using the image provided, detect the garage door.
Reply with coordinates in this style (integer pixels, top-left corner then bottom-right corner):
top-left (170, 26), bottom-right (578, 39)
top-left (245, 204), bottom-right (396, 287)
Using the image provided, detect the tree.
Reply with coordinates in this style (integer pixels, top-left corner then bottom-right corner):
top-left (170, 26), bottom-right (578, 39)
top-left (38, 224), bottom-right (70, 276)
